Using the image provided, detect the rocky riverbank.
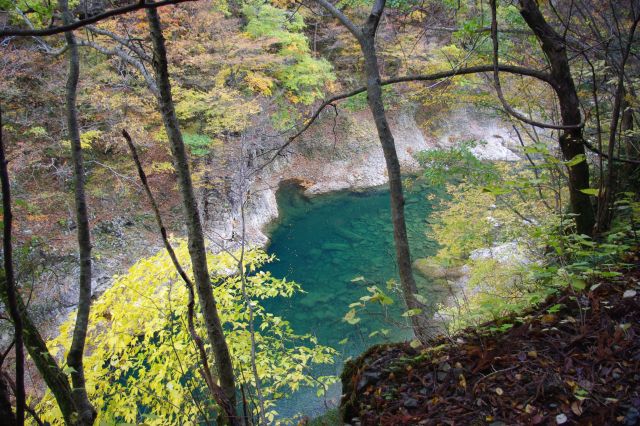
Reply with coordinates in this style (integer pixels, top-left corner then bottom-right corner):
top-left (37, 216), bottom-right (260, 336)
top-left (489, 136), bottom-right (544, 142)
top-left (222, 106), bottom-right (521, 246)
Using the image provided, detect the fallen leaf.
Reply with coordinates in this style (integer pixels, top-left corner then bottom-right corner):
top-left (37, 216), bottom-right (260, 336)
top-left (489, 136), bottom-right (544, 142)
top-left (458, 374), bottom-right (467, 389)
top-left (532, 414), bottom-right (544, 424)
top-left (571, 401), bottom-right (583, 416)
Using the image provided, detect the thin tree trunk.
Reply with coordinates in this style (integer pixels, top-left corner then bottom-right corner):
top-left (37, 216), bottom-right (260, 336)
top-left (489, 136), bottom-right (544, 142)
top-left (121, 129), bottom-right (235, 423)
top-left (594, 13), bottom-right (639, 232)
top-left (58, 0), bottom-right (96, 423)
top-left (237, 151), bottom-right (266, 423)
top-left (359, 37), bottom-right (430, 343)
top-left (0, 105), bottom-right (23, 426)
top-left (0, 271), bottom-right (80, 424)
top-left (519, 0), bottom-right (596, 236)
top-left (0, 371), bottom-right (16, 425)
top-left (313, 0), bottom-right (431, 342)
top-left (145, 6), bottom-right (238, 423)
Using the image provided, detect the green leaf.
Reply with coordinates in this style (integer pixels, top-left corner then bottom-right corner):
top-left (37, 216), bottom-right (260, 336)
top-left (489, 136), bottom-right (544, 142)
top-left (413, 293), bottom-right (428, 305)
top-left (482, 186), bottom-right (510, 195)
top-left (579, 188), bottom-right (599, 196)
top-left (564, 154), bottom-right (586, 167)
top-left (570, 278), bottom-right (587, 290)
top-left (402, 308), bottom-right (423, 317)
top-left (62, 365), bottom-right (77, 375)
top-left (547, 303), bottom-right (564, 314)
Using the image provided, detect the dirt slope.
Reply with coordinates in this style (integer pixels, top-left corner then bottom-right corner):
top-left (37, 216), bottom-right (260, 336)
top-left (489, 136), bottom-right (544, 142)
top-left (340, 263), bottom-right (640, 425)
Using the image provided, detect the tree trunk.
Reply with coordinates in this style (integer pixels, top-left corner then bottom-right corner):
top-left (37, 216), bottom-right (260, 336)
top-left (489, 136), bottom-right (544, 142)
top-left (0, 270), bottom-right (82, 425)
top-left (58, 0), bottom-right (96, 423)
top-left (145, 6), bottom-right (238, 423)
top-left (519, 0), bottom-right (596, 236)
top-left (359, 36), bottom-right (431, 343)
top-left (621, 96), bottom-right (638, 189)
top-left (313, 0), bottom-right (431, 342)
top-left (0, 105), bottom-right (24, 425)
top-left (0, 372), bottom-right (16, 425)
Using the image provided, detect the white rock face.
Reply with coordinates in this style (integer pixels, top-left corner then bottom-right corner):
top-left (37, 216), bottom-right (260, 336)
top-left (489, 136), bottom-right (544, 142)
top-left (285, 110), bottom-right (430, 195)
top-left (234, 110), bottom-right (431, 245)
top-left (431, 109), bottom-right (520, 161)
top-left (469, 242), bottom-right (530, 265)
top-left (243, 184), bottom-right (279, 245)
top-left (214, 107), bottom-right (522, 247)
top-left (470, 135), bottom-right (520, 161)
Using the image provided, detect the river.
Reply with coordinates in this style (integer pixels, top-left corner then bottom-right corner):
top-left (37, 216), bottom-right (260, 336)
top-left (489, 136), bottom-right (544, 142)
top-left (261, 180), bottom-right (444, 419)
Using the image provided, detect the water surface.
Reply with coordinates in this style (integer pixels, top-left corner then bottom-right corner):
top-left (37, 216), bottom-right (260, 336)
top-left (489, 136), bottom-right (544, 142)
top-left (261, 180), bottom-right (443, 418)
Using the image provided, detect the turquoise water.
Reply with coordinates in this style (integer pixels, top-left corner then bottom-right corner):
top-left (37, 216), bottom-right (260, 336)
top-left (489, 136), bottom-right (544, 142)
top-left (261, 180), bottom-right (443, 418)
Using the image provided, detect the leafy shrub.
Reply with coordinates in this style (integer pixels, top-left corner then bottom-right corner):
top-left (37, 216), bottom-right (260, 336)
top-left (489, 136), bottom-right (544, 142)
top-left (38, 244), bottom-right (337, 424)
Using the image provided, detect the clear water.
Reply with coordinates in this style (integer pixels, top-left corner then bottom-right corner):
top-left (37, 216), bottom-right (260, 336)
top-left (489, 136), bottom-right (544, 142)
top-left (261, 180), bottom-right (443, 419)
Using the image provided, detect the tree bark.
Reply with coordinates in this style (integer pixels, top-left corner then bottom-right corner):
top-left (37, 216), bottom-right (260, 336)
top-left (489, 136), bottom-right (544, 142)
top-left (359, 37), bottom-right (431, 342)
top-left (0, 371), bottom-right (16, 425)
top-left (314, 0), bottom-right (431, 342)
top-left (145, 6), bottom-right (238, 423)
top-left (0, 270), bottom-right (81, 425)
top-left (0, 105), bottom-right (23, 425)
top-left (518, 0), bottom-right (596, 235)
top-left (58, 0), bottom-right (96, 423)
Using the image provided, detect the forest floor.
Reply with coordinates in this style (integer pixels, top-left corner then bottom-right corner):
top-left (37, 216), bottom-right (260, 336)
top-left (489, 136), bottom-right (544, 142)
top-left (339, 258), bottom-right (640, 425)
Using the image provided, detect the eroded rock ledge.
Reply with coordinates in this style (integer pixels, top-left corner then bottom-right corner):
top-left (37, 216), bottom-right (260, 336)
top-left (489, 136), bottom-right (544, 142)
top-left (215, 107), bottom-right (520, 247)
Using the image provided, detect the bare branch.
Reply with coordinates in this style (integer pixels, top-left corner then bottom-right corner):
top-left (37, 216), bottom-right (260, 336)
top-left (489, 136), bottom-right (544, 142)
top-left (258, 63), bottom-right (554, 165)
top-left (312, 0), bottom-right (362, 39)
top-left (76, 38), bottom-right (159, 94)
top-left (489, 0), bottom-right (583, 130)
top-left (0, 0), bottom-right (198, 37)
top-left (14, 7), bottom-right (67, 54)
top-left (364, 0), bottom-right (386, 36)
top-left (583, 138), bottom-right (640, 165)
top-left (86, 25), bottom-right (152, 62)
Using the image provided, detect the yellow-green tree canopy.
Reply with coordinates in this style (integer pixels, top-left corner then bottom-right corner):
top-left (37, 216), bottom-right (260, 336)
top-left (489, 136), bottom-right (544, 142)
top-left (37, 243), bottom-right (337, 424)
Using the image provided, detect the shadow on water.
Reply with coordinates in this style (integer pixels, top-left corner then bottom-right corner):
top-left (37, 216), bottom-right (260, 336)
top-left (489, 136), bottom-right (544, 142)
top-left (260, 179), bottom-right (445, 419)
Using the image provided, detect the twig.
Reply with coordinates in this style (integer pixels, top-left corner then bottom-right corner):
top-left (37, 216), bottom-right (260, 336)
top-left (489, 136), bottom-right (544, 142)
top-left (0, 0), bottom-right (199, 37)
